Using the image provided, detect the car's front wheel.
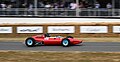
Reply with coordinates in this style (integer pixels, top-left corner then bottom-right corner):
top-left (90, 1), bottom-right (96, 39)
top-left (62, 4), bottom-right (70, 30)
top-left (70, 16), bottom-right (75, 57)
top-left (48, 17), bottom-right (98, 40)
top-left (61, 38), bottom-right (70, 47)
top-left (25, 37), bottom-right (35, 47)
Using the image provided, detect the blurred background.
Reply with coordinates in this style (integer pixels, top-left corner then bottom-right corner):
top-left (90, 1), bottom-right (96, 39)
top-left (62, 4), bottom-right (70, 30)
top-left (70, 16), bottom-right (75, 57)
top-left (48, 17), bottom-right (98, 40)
top-left (0, 0), bottom-right (120, 17)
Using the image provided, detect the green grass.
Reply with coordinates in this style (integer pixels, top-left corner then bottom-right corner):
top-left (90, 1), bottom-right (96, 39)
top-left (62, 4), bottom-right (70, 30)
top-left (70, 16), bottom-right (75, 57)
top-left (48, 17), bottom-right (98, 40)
top-left (0, 51), bottom-right (120, 62)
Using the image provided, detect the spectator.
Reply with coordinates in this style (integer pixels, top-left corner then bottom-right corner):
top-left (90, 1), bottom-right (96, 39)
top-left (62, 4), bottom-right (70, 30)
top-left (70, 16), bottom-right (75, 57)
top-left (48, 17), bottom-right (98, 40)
top-left (45, 2), bottom-right (51, 8)
top-left (64, 2), bottom-right (70, 8)
top-left (6, 4), bottom-right (13, 15)
top-left (59, 2), bottom-right (65, 8)
top-left (0, 2), bottom-right (7, 15)
top-left (7, 4), bottom-right (13, 9)
top-left (84, 1), bottom-right (89, 8)
top-left (28, 3), bottom-right (33, 9)
top-left (0, 3), bottom-right (2, 8)
top-left (94, 2), bottom-right (100, 9)
top-left (79, 2), bottom-right (84, 8)
top-left (0, 2), bottom-right (6, 10)
top-left (53, 2), bottom-right (59, 9)
top-left (20, 3), bottom-right (27, 8)
top-left (28, 3), bottom-right (34, 15)
top-left (10, 0), bottom-right (16, 2)
top-left (38, 1), bottom-right (44, 8)
top-left (81, 0), bottom-right (88, 8)
top-left (70, 2), bottom-right (78, 9)
top-left (106, 3), bottom-right (112, 9)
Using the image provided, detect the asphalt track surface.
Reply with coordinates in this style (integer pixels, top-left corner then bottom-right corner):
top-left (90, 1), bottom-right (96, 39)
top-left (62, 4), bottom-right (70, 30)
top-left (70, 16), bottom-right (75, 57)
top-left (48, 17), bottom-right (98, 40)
top-left (0, 42), bottom-right (120, 52)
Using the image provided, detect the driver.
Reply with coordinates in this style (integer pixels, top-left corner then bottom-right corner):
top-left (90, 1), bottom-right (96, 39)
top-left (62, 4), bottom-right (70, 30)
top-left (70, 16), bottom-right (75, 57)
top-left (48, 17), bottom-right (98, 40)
top-left (44, 33), bottom-right (50, 37)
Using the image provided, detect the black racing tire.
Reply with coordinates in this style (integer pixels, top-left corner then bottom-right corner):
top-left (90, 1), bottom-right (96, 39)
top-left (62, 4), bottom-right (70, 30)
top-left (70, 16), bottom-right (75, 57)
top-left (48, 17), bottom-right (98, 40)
top-left (61, 38), bottom-right (70, 47)
top-left (25, 37), bottom-right (35, 47)
top-left (66, 36), bottom-right (73, 38)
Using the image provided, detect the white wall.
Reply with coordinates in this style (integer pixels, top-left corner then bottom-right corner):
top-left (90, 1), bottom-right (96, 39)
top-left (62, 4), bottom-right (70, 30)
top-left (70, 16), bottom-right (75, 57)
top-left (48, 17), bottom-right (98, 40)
top-left (0, 18), bottom-right (120, 24)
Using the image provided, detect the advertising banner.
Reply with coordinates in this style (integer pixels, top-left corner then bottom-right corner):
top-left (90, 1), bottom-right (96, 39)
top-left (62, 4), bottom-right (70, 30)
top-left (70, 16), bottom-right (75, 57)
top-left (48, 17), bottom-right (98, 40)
top-left (48, 26), bottom-right (75, 33)
top-left (17, 26), bottom-right (43, 33)
top-left (80, 26), bottom-right (108, 33)
top-left (113, 26), bottom-right (120, 33)
top-left (0, 27), bottom-right (12, 33)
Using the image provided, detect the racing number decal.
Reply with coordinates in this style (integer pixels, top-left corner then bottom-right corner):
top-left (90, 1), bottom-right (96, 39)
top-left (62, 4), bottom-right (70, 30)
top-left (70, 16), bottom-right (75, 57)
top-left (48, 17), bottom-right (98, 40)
top-left (44, 37), bottom-right (49, 40)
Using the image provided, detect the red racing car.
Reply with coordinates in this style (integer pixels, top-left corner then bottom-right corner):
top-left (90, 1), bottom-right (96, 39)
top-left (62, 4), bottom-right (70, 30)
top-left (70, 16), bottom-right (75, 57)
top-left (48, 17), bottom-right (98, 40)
top-left (25, 33), bottom-right (83, 47)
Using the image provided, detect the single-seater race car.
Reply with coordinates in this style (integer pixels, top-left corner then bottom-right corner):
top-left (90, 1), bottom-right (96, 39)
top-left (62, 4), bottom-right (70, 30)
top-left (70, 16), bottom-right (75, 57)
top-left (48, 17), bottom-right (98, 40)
top-left (25, 33), bottom-right (83, 47)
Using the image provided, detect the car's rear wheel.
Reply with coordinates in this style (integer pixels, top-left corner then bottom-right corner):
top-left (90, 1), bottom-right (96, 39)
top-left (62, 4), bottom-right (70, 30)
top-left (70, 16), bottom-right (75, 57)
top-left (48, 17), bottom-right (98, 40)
top-left (61, 38), bottom-right (70, 47)
top-left (25, 37), bottom-right (35, 47)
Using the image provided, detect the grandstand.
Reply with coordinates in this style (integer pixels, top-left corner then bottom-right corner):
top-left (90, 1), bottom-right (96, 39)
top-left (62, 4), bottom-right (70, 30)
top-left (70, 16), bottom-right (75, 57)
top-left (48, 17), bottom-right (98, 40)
top-left (0, 0), bottom-right (120, 17)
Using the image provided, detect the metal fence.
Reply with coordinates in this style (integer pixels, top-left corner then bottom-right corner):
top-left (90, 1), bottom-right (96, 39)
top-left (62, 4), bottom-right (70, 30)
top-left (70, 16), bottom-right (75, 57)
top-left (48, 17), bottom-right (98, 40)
top-left (0, 8), bottom-right (120, 17)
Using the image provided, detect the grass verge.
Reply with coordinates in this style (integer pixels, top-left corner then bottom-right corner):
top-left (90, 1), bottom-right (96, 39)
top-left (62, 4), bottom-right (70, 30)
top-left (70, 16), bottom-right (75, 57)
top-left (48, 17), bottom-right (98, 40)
top-left (0, 51), bottom-right (120, 62)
